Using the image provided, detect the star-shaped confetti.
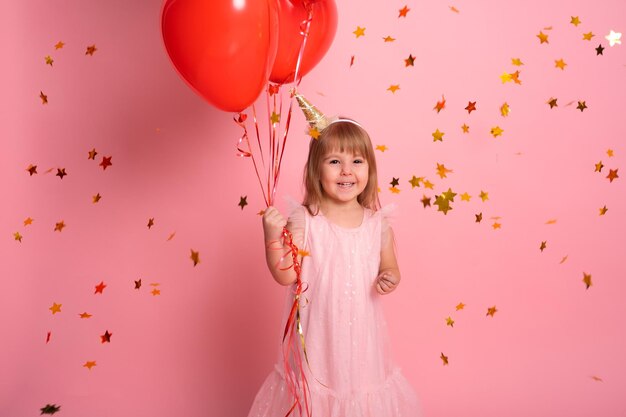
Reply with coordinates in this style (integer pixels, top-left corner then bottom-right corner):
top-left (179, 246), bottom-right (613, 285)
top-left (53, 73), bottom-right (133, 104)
top-left (490, 126), bottom-right (504, 137)
top-left (27, 164), bottom-right (38, 176)
top-left (500, 72), bottom-right (513, 83)
top-left (433, 95), bottom-right (446, 113)
top-left (440, 352), bottom-right (449, 366)
top-left (99, 156), bottom-right (112, 170)
top-left (445, 317), bottom-right (455, 327)
top-left (270, 111), bottom-right (280, 124)
top-left (24, 217), bottom-right (34, 226)
top-left (309, 127), bottom-right (320, 139)
top-left (577, 101), bottom-right (587, 111)
top-left (582, 272), bottom-right (592, 289)
top-left (151, 288), bottom-right (161, 296)
top-left (190, 249), bottom-right (200, 266)
top-left (595, 161), bottom-right (604, 172)
top-left (570, 16), bottom-right (581, 26)
top-left (596, 44), bottom-right (605, 55)
top-left (147, 218), bottom-right (155, 229)
top-left (92, 193), bottom-right (102, 203)
top-left (599, 206), bottom-right (608, 216)
top-left (436, 163), bottom-right (453, 179)
top-left (14, 232), bottom-right (23, 242)
top-left (404, 54), bottom-right (415, 67)
top-left (54, 221), bottom-right (66, 232)
top-left (492, 221), bottom-right (501, 229)
top-left (461, 124), bottom-right (469, 133)
top-left (510, 71), bottom-right (522, 84)
top-left (582, 32), bottom-right (595, 41)
top-left (56, 168), bottom-right (67, 179)
top-left (486, 306), bottom-right (498, 317)
top-left (465, 101), bottom-right (476, 114)
top-left (422, 179), bottom-right (434, 189)
top-left (389, 186), bottom-right (400, 194)
top-left (540, 241), bottom-right (547, 252)
top-left (85, 44), bottom-right (97, 55)
top-left (55, 41), bottom-right (65, 49)
top-left (45, 56), bottom-right (54, 66)
top-left (547, 97), bottom-right (558, 108)
top-left (511, 57), bottom-right (524, 66)
top-left (353, 26), bottom-right (365, 38)
top-left (387, 84), bottom-right (400, 93)
top-left (94, 281), bottom-right (106, 294)
top-left (475, 213), bottom-right (483, 223)
top-left (88, 148), bottom-right (98, 159)
top-left (500, 102), bottom-right (510, 117)
top-left (375, 145), bottom-right (388, 152)
top-left (100, 330), bottom-right (112, 343)
top-left (606, 169), bottom-right (618, 182)
top-left (456, 302), bottom-right (465, 311)
top-left (605, 30), bottom-right (622, 46)
top-left (383, 36), bottom-right (396, 42)
top-left (134, 279), bottom-right (142, 289)
top-left (432, 129), bottom-right (444, 142)
top-left (409, 176), bottom-right (422, 188)
top-left (49, 302), bottom-right (62, 314)
top-left (238, 196), bottom-right (248, 210)
top-left (83, 361), bottom-right (97, 370)
top-left (40, 404), bottom-right (61, 415)
top-left (537, 31), bottom-right (549, 44)
top-left (460, 192), bottom-right (471, 201)
top-left (449, 6), bottom-right (460, 13)
top-left (398, 5), bottom-right (410, 17)
top-left (607, 149), bottom-right (614, 157)
top-left (40, 91), bottom-right (48, 104)
top-left (420, 195), bottom-right (431, 208)
top-left (79, 312), bottom-right (92, 319)
top-left (434, 195), bottom-right (452, 215)
top-left (555, 58), bottom-right (567, 70)
top-left (390, 177), bottom-right (399, 187)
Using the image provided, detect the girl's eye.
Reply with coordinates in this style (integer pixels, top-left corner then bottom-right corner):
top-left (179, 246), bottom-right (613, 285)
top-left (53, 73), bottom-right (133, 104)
top-left (329, 159), bottom-right (340, 165)
top-left (354, 159), bottom-right (364, 164)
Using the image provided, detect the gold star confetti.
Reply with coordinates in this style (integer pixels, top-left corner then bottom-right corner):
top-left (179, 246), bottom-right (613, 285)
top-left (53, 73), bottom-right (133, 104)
top-left (599, 206), bottom-right (608, 216)
top-left (461, 124), bottom-right (469, 133)
top-left (537, 31), bottom-right (549, 44)
top-left (353, 26), bottom-right (365, 38)
top-left (545, 219), bottom-right (557, 225)
top-left (88, 148), bottom-right (98, 159)
top-left (190, 249), bottom-right (200, 266)
top-left (606, 169), bottom-right (618, 182)
top-left (387, 84), bottom-right (400, 93)
top-left (45, 56), bottom-right (54, 66)
top-left (460, 192), bottom-right (471, 201)
top-left (595, 161), bottom-right (604, 172)
top-left (151, 288), bottom-right (161, 296)
top-left (83, 361), bottom-right (97, 370)
top-left (449, 6), bottom-right (460, 13)
top-left (570, 16), bottom-right (581, 26)
top-left (55, 41), bottom-right (65, 49)
top-left (422, 179), bottom-right (434, 189)
top-left (24, 217), bottom-right (33, 226)
top-left (436, 163), bottom-right (453, 179)
top-left (420, 195), bottom-right (431, 208)
top-left (434, 195), bottom-right (452, 215)
top-left (40, 91), bottom-right (48, 104)
top-left (547, 97), bottom-right (558, 108)
top-left (582, 32), bottom-right (595, 41)
top-left (456, 302), bottom-right (465, 311)
top-left (309, 127), bottom-right (320, 139)
top-left (540, 241), bottom-right (547, 252)
top-left (500, 102), bottom-right (510, 117)
top-left (490, 126), bottom-right (504, 137)
top-left (270, 111), bottom-right (280, 124)
top-left (85, 45), bottom-right (97, 55)
top-left (54, 221), bottom-right (66, 232)
top-left (433, 95), bottom-right (446, 113)
top-left (432, 129), bottom-right (444, 142)
top-left (14, 232), bottom-right (23, 242)
top-left (605, 30), bottom-right (622, 46)
top-left (475, 213), bottom-right (483, 223)
top-left (500, 72), bottom-right (513, 83)
top-left (607, 149), bottom-right (614, 157)
top-left (49, 302), bottom-right (62, 314)
top-left (511, 57), bottom-right (524, 66)
top-left (79, 312), bottom-right (92, 319)
top-left (92, 193), bottom-right (101, 203)
top-left (582, 272), bottom-right (592, 289)
top-left (445, 317), bottom-right (455, 327)
top-left (492, 221), bottom-right (501, 229)
top-left (409, 176), bottom-right (423, 188)
top-left (440, 352), bottom-right (449, 365)
top-left (375, 145), bottom-right (388, 152)
top-left (554, 58), bottom-right (567, 70)
top-left (389, 186), bottom-right (400, 194)
top-left (382, 36), bottom-right (396, 42)
top-left (442, 188), bottom-right (456, 201)
top-left (298, 249), bottom-right (310, 258)
top-left (398, 5), bottom-right (410, 17)
top-left (486, 306), bottom-right (498, 317)
top-left (404, 54), bottom-right (415, 67)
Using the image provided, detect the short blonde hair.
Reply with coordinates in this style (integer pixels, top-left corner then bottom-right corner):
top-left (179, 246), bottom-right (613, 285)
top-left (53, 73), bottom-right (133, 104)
top-left (303, 119), bottom-right (380, 215)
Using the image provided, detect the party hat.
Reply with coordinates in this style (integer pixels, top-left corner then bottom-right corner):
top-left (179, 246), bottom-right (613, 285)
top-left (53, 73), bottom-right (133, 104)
top-left (292, 90), bottom-right (329, 131)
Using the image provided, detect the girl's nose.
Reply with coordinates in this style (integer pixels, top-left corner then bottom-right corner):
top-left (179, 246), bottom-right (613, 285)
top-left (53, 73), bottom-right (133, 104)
top-left (341, 165), bottom-right (352, 175)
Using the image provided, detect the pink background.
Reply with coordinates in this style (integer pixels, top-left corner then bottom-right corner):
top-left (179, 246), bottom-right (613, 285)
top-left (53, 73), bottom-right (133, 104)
top-left (2, 0), bottom-right (625, 416)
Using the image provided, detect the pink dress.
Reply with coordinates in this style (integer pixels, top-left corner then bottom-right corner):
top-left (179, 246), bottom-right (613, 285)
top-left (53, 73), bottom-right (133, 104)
top-left (247, 205), bottom-right (421, 417)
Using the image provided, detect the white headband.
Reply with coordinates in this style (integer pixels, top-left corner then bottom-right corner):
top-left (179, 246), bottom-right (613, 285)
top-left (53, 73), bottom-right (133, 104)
top-left (327, 118), bottom-right (364, 129)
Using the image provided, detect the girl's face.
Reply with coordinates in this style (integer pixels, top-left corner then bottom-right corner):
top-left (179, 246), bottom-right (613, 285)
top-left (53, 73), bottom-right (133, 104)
top-left (319, 149), bottom-right (369, 207)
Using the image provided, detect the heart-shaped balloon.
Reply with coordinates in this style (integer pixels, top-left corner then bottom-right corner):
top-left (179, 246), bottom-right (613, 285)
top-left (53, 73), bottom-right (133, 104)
top-left (269, 0), bottom-right (337, 85)
top-left (161, 0), bottom-right (279, 112)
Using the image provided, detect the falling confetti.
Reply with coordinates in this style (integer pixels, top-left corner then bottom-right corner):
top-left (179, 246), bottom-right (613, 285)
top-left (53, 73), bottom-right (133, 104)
top-left (456, 302), bottom-right (465, 310)
top-left (40, 404), bottom-right (61, 415)
top-left (582, 272), bottom-right (592, 289)
top-left (83, 361), bottom-right (97, 370)
top-left (238, 196), bottom-right (248, 210)
top-left (190, 249), bottom-right (200, 266)
top-left (445, 317), bottom-right (455, 327)
top-left (353, 26), bottom-right (365, 38)
top-left (99, 156), bottom-right (112, 170)
top-left (605, 30), bottom-right (621, 46)
top-left (40, 91), bottom-right (48, 104)
top-left (433, 95), bottom-right (446, 113)
top-left (465, 101), bottom-right (476, 113)
top-left (100, 330), bottom-right (112, 343)
top-left (49, 303), bottom-right (62, 314)
top-left (432, 129), bottom-right (444, 142)
top-left (398, 5), bottom-right (410, 17)
top-left (436, 163), bottom-right (453, 179)
top-left (94, 281), bottom-right (106, 294)
top-left (56, 168), bottom-right (67, 179)
top-left (54, 221), bottom-right (66, 232)
top-left (440, 352), bottom-right (449, 365)
top-left (147, 218), bottom-right (155, 229)
top-left (387, 85), bottom-right (400, 93)
top-left (606, 169), bottom-right (618, 182)
top-left (85, 44), bottom-right (97, 55)
top-left (486, 306), bottom-right (498, 317)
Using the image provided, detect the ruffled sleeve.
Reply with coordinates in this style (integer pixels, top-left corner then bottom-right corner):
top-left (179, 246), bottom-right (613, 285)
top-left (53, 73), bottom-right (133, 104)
top-left (379, 203), bottom-right (398, 249)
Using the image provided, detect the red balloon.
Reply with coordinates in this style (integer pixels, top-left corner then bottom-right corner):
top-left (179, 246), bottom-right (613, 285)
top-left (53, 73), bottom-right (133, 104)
top-left (161, 0), bottom-right (279, 112)
top-left (270, 0), bottom-right (337, 85)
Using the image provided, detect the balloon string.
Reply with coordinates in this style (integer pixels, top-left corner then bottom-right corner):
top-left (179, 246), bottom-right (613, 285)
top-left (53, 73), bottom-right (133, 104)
top-left (234, 114), bottom-right (268, 207)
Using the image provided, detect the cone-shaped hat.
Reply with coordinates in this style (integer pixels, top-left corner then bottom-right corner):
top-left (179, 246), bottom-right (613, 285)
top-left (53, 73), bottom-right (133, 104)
top-left (293, 90), bottom-right (329, 131)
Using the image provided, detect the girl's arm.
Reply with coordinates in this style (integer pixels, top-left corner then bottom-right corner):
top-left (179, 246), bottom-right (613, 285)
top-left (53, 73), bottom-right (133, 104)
top-left (262, 206), bottom-right (301, 286)
top-left (376, 226), bottom-right (401, 295)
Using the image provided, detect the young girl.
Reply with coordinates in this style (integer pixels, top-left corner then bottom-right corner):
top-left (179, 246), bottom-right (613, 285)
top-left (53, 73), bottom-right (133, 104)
top-left (247, 115), bottom-right (421, 416)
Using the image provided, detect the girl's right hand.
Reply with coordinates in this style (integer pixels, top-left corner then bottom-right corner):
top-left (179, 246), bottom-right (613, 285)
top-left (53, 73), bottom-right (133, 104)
top-left (262, 206), bottom-right (287, 242)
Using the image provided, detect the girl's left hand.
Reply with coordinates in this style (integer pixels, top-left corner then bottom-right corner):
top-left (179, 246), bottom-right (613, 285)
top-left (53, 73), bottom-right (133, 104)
top-left (375, 271), bottom-right (399, 295)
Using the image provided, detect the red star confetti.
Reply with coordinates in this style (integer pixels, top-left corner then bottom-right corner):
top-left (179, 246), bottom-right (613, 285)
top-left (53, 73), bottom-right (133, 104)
top-left (85, 44), bottom-right (97, 55)
top-left (465, 101), bottom-right (476, 113)
top-left (27, 164), bottom-right (38, 175)
top-left (54, 41), bottom-right (65, 49)
top-left (595, 161), bottom-right (604, 172)
top-left (486, 306), bottom-right (498, 317)
top-left (404, 54), bottom-right (415, 67)
top-left (46, 332), bottom-right (51, 343)
top-left (83, 361), bottom-right (97, 370)
top-left (94, 281), bottom-right (106, 294)
top-left (40, 91), bottom-right (48, 104)
top-left (398, 5), bottom-right (410, 17)
top-left (349, 55), bottom-right (355, 67)
top-left (268, 84), bottom-right (279, 95)
top-left (54, 221), bottom-right (66, 232)
top-left (190, 249), bottom-right (200, 266)
top-left (49, 303), bottom-right (62, 314)
top-left (433, 95), bottom-right (446, 113)
top-left (456, 302), bottom-right (465, 311)
top-left (353, 26), bottom-right (365, 38)
top-left (24, 217), bottom-right (34, 226)
top-left (101, 330), bottom-right (112, 343)
top-left (99, 156), bottom-right (112, 170)
top-left (607, 169), bottom-right (618, 182)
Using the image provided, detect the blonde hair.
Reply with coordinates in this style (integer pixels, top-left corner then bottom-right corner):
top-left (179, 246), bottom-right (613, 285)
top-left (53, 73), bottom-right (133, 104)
top-left (303, 119), bottom-right (380, 215)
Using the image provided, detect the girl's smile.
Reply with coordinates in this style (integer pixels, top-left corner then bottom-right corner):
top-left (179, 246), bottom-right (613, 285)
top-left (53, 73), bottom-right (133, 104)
top-left (320, 150), bottom-right (369, 205)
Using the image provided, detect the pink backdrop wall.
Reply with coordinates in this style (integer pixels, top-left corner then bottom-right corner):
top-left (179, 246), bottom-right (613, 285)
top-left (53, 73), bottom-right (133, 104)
top-left (2, 1), bottom-right (625, 416)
